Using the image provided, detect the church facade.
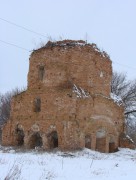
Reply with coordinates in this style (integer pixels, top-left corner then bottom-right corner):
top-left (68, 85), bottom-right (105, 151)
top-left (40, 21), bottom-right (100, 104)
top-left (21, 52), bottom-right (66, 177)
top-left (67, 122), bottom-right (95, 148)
top-left (2, 40), bottom-right (125, 152)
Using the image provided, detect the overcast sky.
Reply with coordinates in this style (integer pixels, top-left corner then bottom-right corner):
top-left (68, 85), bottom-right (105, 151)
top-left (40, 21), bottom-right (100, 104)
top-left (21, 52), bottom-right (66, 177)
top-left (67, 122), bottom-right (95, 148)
top-left (0, 0), bottom-right (136, 93)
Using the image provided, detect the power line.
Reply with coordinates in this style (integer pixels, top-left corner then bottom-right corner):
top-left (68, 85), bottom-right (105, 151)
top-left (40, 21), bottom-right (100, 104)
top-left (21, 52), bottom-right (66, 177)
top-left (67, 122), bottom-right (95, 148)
top-left (0, 17), bottom-right (47, 38)
top-left (112, 61), bottom-right (136, 71)
top-left (0, 39), bottom-right (30, 52)
top-left (0, 37), bottom-right (135, 71)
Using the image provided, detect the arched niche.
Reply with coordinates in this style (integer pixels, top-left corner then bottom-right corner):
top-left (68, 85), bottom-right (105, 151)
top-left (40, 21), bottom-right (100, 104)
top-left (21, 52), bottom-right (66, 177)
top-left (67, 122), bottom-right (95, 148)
top-left (15, 126), bottom-right (25, 146)
top-left (85, 134), bottom-right (91, 149)
top-left (29, 132), bottom-right (43, 149)
top-left (47, 131), bottom-right (58, 149)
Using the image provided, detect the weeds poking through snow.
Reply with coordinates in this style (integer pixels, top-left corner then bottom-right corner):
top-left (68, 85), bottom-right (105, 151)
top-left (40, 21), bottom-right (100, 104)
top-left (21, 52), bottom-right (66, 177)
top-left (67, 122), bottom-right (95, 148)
top-left (40, 170), bottom-right (56, 180)
top-left (46, 171), bottom-right (56, 180)
top-left (4, 163), bottom-right (22, 180)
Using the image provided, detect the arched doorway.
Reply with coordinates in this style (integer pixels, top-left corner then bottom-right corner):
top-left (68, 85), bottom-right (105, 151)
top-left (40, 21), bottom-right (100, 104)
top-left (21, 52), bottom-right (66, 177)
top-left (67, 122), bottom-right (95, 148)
top-left (96, 129), bottom-right (106, 153)
top-left (16, 128), bottom-right (25, 146)
top-left (85, 135), bottom-right (91, 149)
top-left (48, 131), bottom-right (58, 149)
top-left (29, 132), bottom-right (43, 149)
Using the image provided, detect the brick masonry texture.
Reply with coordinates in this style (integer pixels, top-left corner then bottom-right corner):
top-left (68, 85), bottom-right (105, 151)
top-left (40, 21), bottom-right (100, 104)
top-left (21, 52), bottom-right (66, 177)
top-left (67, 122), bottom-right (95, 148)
top-left (2, 40), bottom-right (128, 152)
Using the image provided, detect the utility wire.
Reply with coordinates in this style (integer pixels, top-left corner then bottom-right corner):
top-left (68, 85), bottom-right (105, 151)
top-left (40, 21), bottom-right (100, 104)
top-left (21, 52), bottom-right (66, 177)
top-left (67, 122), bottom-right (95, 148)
top-left (112, 61), bottom-right (136, 71)
top-left (0, 17), bottom-right (47, 38)
top-left (0, 39), bottom-right (30, 52)
top-left (0, 38), bottom-right (135, 71)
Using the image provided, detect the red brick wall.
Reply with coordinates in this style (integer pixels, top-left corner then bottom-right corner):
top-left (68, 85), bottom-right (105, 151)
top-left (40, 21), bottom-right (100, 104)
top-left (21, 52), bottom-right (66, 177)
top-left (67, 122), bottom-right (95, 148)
top-left (2, 40), bottom-right (125, 152)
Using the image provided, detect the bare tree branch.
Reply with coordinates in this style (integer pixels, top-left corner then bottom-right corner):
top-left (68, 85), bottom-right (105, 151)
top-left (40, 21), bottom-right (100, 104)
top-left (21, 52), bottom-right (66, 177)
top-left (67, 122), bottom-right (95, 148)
top-left (111, 71), bottom-right (136, 143)
top-left (0, 87), bottom-right (26, 125)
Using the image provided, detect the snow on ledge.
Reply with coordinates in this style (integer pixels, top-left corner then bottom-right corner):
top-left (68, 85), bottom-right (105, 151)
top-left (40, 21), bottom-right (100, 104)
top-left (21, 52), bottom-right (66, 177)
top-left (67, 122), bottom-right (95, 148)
top-left (73, 84), bottom-right (90, 98)
top-left (126, 135), bottom-right (134, 143)
top-left (110, 93), bottom-right (123, 106)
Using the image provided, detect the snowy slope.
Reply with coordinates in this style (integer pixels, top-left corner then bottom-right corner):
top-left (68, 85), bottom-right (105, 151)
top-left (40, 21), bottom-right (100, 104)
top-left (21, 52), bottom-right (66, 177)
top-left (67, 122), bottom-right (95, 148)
top-left (0, 146), bottom-right (136, 180)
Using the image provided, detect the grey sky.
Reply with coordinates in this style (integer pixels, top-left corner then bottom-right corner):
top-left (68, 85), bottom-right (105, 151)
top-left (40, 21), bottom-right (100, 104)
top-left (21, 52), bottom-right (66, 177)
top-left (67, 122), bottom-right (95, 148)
top-left (0, 0), bottom-right (136, 93)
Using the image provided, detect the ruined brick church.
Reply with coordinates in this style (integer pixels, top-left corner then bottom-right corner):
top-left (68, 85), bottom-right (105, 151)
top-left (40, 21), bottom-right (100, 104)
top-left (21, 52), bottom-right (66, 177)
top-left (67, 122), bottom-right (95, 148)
top-left (2, 40), bottom-right (125, 153)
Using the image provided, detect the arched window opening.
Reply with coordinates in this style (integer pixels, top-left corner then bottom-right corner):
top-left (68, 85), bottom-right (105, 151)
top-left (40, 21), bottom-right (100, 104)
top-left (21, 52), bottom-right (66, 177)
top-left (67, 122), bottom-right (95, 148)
top-left (33, 98), bottom-right (41, 112)
top-left (48, 131), bottom-right (58, 149)
top-left (85, 135), bottom-right (91, 149)
top-left (38, 66), bottom-right (45, 81)
top-left (16, 128), bottom-right (24, 146)
top-left (29, 132), bottom-right (43, 149)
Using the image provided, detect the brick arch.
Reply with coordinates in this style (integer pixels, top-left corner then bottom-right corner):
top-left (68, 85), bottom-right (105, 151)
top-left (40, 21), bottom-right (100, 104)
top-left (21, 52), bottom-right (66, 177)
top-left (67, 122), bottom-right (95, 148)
top-left (46, 124), bottom-right (57, 134)
top-left (25, 124), bottom-right (44, 149)
top-left (84, 118), bottom-right (118, 152)
top-left (27, 132), bottom-right (43, 149)
top-left (47, 130), bottom-right (58, 149)
top-left (95, 121), bottom-right (118, 153)
top-left (31, 123), bottom-right (40, 132)
top-left (85, 134), bottom-right (91, 149)
top-left (43, 124), bottom-right (60, 150)
top-left (84, 118), bottom-right (118, 137)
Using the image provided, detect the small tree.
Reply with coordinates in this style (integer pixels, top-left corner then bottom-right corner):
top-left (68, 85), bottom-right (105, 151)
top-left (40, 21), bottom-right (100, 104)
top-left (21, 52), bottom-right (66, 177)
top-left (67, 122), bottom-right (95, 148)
top-left (111, 71), bottom-right (136, 143)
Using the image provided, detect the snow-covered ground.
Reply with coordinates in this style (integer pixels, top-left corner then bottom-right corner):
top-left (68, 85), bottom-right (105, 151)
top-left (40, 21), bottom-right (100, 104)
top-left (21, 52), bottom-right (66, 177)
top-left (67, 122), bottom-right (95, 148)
top-left (0, 146), bottom-right (136, 180)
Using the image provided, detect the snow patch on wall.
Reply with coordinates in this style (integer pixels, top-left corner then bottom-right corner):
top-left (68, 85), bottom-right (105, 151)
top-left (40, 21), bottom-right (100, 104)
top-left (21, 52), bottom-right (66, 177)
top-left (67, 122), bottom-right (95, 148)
top-left (92, 44), bottom-right (109, 58)
top-left (126, 135), bottom-right (134, 143)
top-left (110, 93), bottom-right (123, 106)
top-left (73, 84), bottom-right (90, 98)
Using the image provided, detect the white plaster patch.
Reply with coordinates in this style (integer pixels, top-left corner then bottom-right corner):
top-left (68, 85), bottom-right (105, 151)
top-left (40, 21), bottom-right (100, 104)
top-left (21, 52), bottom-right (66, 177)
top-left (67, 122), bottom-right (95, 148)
top-left (31, 124), bottom-right (40, 132)
top-left (109, 136), bottom-right (115, 143)
top-left (96, 129), bottom-right (106, 138)
top-left (17, 124), bottom-right (23, 130)
top-left (100, 71), bottom-right (103, 78)
top-left (50, 125), bottom-right (56, 129)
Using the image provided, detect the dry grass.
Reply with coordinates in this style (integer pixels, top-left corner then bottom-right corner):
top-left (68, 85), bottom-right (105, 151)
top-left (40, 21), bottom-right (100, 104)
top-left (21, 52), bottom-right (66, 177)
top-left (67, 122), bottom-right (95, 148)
top-left (4, 163), bottom-right (22, 180)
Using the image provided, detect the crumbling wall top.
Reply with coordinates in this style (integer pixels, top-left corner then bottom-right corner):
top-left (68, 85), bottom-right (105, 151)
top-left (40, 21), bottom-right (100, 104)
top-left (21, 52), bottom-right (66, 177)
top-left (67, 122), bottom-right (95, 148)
top-left (32, 39), bottom-right (110, 59)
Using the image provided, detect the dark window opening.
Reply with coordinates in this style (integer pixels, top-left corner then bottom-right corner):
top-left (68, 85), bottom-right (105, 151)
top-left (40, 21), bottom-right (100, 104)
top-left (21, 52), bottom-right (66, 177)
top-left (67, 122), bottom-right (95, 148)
top-left (16, 128), bottom-right (24, 146)
top-left (85, 135), bottom-right (91, 149)
top-left (109, 142), bottom-right (116, 153)
top-left (29, 132), bottom-right (43, 149)
top-left (48, 131), bottom-right (58, 149)
top-left (109, 137), bottom-right (119, 153)
top-left (38, 66), bottom-right (45, 81)
top-left (34, 98), bottom-right (41, 112)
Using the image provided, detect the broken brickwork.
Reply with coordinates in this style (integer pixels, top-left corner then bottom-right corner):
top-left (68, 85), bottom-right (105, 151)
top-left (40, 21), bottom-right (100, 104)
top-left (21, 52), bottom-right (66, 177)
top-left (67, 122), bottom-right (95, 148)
top-left (2, 40), bottom-right (125, 152)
